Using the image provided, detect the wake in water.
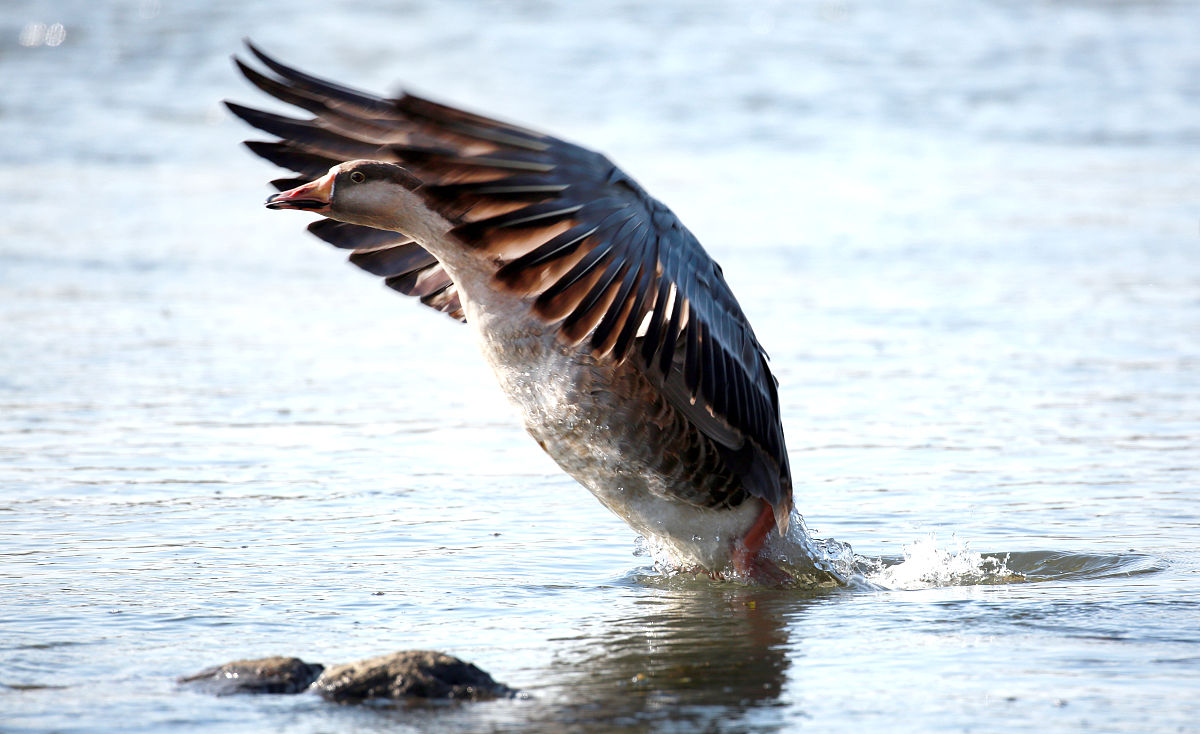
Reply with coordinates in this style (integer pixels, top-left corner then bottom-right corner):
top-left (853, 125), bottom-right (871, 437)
top-left (637, 514), bottom-right (1165, 591)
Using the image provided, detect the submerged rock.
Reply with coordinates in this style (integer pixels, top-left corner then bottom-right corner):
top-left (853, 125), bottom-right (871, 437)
top-left (313, 650), bottom-right (515, 703)
top-left (179, 656), bottom-right (323, 695)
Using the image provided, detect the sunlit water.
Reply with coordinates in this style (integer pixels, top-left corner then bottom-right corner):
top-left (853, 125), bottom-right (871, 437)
top-left (3, 1), bottom-right (1199, 732)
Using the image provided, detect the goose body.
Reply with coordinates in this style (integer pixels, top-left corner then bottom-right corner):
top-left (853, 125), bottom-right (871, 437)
top-left (228, 44), bottom-right (794, 577)
top-left (471, 292), bottom-right (766, 571)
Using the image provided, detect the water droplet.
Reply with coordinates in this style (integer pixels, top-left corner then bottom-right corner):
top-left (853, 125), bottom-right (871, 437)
top-left (18, 23), bottom-right (45, 46)
top-left (45, 23), bottom-right (65, 46)
top-left (18, 22), bottom-right (65, 47)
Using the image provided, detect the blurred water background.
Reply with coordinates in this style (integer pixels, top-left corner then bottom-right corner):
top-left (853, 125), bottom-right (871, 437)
top-left (2, 1), bottom-right (1198, 732)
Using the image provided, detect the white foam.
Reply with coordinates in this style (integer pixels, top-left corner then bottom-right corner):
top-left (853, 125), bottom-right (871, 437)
top-left (866, 533), bottom-right (1016, 590)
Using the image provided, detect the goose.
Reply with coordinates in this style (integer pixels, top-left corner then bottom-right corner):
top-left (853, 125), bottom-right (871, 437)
top-left (226, 43), bottom-right (799, 582)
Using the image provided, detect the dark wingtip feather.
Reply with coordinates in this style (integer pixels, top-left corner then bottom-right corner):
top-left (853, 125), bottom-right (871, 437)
top-left (269, 176), bottom-right (311, 191)
top-left (228, 101), bottom-right (384, 160)
top-left (234, 56), bottom-right (317, 113)
top-left (224, 99), bottom-right (262, 125)
top-left (243, 40), bottom-right (395, 115)
top-left (243, 140), bottom-right (339, 178)
top-left (349, 242), bottom-right (437, 277)
top-left (307, 220), bottom-right (413, 251)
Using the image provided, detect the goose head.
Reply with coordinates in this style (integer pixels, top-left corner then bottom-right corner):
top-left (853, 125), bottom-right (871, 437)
top-left (265, 160), bottom-right (422, 230)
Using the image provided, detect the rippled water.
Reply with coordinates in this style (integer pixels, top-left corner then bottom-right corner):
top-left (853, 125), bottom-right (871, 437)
top-left (3, 1), bottom-right (1199, 732)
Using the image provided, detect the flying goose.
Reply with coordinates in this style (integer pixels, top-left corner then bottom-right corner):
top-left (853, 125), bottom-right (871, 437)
top-left (227, 42), bottom-right (796, 581)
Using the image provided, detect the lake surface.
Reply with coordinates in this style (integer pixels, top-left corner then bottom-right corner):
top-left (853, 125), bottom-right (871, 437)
top-left (2, 1), bottom-right (1199, 731)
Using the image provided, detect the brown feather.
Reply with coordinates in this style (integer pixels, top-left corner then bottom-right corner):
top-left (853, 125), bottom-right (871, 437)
top-left (534, 253), bottom-right (614, 324)
top-left (589, 263), bottom-right (642, 358)
top-left (561, 258), bottom-right (628, 344)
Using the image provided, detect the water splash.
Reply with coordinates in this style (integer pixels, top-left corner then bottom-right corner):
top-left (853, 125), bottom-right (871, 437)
top-left (861, 533), bottom-right (1019, 590)
top-left (635, 513), bottom-right (868, 589)
top-left (759, 514), bottom-right (865, 588)
top-left (636, 523), bottom-right (1028, 591)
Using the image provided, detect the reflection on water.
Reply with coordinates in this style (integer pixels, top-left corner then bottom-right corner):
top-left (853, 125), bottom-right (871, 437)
top-left (539, 580), bottom-right (803, 733)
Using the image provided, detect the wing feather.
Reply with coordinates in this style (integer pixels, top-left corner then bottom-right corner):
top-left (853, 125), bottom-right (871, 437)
top-left (307, 220), bottom-right (410, 251)
top-left (609, 236), bottom-right (658, 363)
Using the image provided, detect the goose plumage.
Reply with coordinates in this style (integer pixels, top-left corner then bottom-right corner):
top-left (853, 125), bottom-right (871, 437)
top-left (227, 42), bottom-right (794, 577)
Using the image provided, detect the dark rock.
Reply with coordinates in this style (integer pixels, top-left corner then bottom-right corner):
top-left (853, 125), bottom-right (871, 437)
top-left (313, 650), bottom-right (515, 703)
top-left (179, 656), bottom-right (323, 695)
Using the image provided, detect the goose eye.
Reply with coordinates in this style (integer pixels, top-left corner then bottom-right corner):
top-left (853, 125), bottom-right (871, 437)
top-left (349, 171), bottom-right (366, 183)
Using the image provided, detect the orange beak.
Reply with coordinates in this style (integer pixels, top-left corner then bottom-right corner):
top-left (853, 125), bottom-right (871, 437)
top-left (265, 171), bottom-right (334, 212)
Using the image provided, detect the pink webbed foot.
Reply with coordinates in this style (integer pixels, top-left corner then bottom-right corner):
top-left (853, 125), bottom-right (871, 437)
top-left (731, 500), bottom-right (792, 585)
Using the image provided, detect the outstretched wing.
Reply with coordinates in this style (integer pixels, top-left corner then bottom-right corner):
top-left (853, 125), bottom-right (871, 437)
top-left (227, 42), bottom-right (792, 527)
